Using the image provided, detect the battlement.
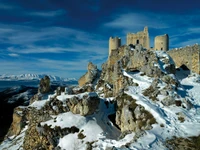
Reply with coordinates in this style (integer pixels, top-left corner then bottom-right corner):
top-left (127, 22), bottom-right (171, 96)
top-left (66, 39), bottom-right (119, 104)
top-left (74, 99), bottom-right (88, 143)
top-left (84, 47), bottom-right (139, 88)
top-left (108, 27), bottom-right (199, 74)
top-left (126, 26), bottom-right (150, 49)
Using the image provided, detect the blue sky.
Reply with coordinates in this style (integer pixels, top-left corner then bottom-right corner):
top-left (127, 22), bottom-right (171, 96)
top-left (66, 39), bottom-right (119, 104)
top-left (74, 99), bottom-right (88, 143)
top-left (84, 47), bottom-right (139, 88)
top-left (0, 0), bottom-right (199, 78)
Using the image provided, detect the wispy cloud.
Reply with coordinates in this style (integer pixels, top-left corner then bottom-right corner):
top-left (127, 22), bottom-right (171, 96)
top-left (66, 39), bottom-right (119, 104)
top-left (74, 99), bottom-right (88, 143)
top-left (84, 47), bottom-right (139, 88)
top-left (8, 53), bottom-right (19, 57)
top-left (103, 11), bottom-right (200, 48)
top-left (29, 9), bottom-right (66, 17)
top-left (104, 12), bottom-right (169, 33)
top-left (0, 22), bottom-right (108, 78)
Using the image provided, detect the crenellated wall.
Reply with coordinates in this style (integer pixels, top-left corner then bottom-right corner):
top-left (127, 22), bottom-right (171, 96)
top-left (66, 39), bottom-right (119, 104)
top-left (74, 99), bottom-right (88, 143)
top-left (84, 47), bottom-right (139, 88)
top-left (126, 26), bottom-right (150, 49)
top-left (167, 44), bottom-right (200, 74)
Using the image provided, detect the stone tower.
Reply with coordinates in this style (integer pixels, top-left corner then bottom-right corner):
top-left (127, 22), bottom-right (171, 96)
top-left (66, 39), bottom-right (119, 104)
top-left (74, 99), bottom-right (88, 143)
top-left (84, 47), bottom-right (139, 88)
top-left (126, 26), bottom-right (150, 49)
top-left (154, 34), bottom-right (169, 51)
top-left (109, 37), bottom-right (121, 55)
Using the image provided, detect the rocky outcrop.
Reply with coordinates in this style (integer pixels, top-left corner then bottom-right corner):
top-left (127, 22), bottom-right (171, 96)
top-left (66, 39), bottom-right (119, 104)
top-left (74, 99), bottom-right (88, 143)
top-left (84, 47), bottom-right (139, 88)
top-left (97, 45), bottom-right (175, 97)
top-left (0, 86), bottom-right (37, 142)
top-left (116, 93), bottom-right (156, 132)
top-left (23, 107), bottom-right (53, 150)
top-left (20, 91), bottom-right (100, 149)
top-left (38, 75), bottom-right (51, 94)
top-left (66, 92), bottom-right (100, 116)
top-left (78, 62), bottom-right (100, 87)
top-left (6, 107), bottom-right (28, 137)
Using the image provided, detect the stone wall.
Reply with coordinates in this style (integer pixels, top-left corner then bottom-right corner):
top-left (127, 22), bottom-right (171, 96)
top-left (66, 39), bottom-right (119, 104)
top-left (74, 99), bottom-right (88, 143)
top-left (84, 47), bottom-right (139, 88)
top-left (154, 34), bottom-right (169, 51)
top-left (109, 37), bottom-right (121, 55)
top-left (167, 44), bottom-right (200, 74)
top-left (126, 26), bottom-right (150, 49)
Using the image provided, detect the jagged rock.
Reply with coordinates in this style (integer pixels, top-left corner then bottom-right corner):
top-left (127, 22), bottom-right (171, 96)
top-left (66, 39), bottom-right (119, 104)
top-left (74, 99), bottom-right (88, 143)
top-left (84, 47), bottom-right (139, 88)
top-left (6, 106), bottom-right (28, 137)
top-left (0, 86), bottom-right (37, 142)
top-left (98, 45), bottom-right (175, 97)
top-left (23, 107), bottom-right (52, 149)
top-left (115, 93), bottom-right (156, 133)
top-left (66, 92), bottom-right (100, 116)
top-left (38, 75), bottom-right (51, 94)
top-left (72, 84), bottom-right (95, 94)
top-left (78, 62), bottom-right (100, 87)
top-left (29, 93), bottom-right (42, 104)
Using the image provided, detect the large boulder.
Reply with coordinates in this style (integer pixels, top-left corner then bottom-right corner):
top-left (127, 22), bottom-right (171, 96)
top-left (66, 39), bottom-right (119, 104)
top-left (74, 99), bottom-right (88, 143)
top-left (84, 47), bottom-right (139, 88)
top-left (116, 93), bottom-right (156, 133)
top-left (78, 62), bottom-right (100, 87)
top-left (5, 107), bottom-right (28, 137)
top-left (38, 75), bottom-right (50, 94)
top-left (66, 92), bottom-right (100, 116)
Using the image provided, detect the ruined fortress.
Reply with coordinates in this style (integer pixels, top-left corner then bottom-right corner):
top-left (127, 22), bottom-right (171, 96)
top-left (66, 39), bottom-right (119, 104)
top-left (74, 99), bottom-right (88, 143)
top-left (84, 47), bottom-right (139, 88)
top-left (109, 26), bottom-right (200, 74)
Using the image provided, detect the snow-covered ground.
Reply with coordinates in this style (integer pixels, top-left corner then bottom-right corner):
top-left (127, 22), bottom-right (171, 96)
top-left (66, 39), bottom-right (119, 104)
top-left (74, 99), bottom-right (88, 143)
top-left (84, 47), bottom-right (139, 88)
top-left (1, 69), bottom-right (200, 150)
top-left (123, 70), bottom-right (200, 149)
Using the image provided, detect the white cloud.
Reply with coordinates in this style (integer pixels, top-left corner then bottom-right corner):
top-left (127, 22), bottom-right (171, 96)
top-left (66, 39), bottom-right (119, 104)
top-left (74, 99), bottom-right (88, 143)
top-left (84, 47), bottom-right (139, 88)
top-left (8, 53), bottom-right (19, 57)
top-left (104, 12), bottom-right (169, 33)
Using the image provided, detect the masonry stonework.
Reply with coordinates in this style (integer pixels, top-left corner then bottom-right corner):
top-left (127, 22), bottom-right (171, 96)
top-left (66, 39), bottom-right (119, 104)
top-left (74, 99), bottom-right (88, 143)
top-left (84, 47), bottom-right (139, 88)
top-left (154, 34), bottom-right (169, 51)
top-left (108, 27), bottom-right (200, 75)
top-left (167, 44), bottom-right (200, 74)
top-left (126, 26), bottom-right (150, 49)
top-left (109, 37), bottom-right (121, 56)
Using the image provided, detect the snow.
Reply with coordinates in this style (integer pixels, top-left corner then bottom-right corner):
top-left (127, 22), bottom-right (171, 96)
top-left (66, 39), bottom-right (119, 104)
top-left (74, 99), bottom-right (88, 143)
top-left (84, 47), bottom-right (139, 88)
top-left (1, 68), bottom-right (200, 149)
top-left (29, 93), bottom-right (55, 109)
top-left (0, 73), bottom-right (77, 82)
top-left (122, 69), bottom-right (200, 149)
top-left (0, 126), bottom-right (28, 150)
top-left (154, 50), bottom-right (175, 73)
top-left (41, 97), bottom-right (129, 150)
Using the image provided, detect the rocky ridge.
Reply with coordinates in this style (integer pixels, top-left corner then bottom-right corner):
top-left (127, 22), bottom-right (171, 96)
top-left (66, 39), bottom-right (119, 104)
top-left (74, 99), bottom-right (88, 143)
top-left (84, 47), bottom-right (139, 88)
top-left (1, 44), bottom-right (200, 150)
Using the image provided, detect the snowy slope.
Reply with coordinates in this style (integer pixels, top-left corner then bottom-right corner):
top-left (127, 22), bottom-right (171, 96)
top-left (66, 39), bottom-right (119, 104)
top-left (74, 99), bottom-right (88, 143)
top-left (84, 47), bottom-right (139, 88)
top-left (124, 70), bottom-right (200, 149)
top-left (1, 69), bottom-right (200, 149)
top-left (0, 74), bottom-right (77, 82)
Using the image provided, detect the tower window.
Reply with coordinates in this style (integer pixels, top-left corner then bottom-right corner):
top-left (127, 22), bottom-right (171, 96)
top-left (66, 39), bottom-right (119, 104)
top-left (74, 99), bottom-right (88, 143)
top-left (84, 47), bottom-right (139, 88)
top-left (136, 40), bottom-right (139, 44)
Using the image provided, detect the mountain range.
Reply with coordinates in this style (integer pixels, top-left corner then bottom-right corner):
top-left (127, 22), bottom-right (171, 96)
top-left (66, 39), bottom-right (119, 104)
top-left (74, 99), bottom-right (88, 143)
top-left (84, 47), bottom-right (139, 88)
top-left (0, 74), bottom-right (77, 82)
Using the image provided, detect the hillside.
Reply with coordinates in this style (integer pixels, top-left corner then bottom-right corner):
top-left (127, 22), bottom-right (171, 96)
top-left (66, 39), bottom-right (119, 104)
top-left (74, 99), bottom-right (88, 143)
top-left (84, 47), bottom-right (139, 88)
top-left (0, 45), bottom-right (200, 150)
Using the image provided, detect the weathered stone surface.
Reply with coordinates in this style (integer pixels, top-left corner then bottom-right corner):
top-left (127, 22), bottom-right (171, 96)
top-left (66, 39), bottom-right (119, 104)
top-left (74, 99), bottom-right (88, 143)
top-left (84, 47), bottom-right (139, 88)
top-left (6, 107), bottom-right (28, 137)
top-left (38, 75), bottom-right (51, 94)
top-left (115, 93), bottom-right (156, 133)
top-left (98, 45), bottom-right (175, 97)
top-left (23, 107), bottom-right (53, 150)
top-left (66, 92), bottom-right (100, 116)
top-left (29, 93), bottom-right (42, 104)
top-left (167, 44), bottom-right (200, 74)
top-left (78, 62), bottom-right (100, 87)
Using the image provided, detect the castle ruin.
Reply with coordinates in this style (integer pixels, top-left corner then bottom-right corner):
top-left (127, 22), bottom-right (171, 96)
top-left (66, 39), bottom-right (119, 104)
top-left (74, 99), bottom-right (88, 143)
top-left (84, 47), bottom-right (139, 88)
top-left (154, 34), bottom-right (169, 51)
top-left (127, 26), bottom-right (150, 49)
top-left (109, 26), bottom-right (169, 55)
top-left (108, 26), bottom-right (200, 74)
top-left (109, 37), bottom-right (121, 55)
top-left (167, 44), bottom-right (200, 74)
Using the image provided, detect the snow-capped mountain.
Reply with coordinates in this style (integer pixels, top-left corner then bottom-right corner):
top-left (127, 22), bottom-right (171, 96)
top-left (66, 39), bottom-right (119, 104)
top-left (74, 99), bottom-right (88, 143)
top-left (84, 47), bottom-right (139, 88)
top-left (0, 74), bottom-right (77, 82)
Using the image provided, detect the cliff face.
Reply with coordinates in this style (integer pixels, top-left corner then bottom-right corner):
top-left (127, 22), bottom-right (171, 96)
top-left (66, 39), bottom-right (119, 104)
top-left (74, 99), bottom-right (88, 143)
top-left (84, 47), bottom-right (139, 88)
top-left (97, 45), bottom-right (175, 97)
